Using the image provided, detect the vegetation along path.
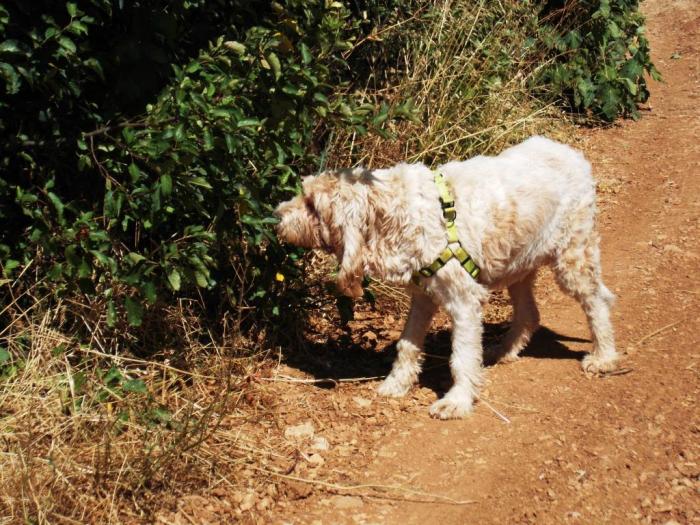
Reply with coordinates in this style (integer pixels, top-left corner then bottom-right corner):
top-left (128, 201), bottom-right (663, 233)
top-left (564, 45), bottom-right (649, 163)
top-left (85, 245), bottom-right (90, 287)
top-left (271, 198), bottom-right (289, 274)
top-left (267, 1), bottom-right (700, 523)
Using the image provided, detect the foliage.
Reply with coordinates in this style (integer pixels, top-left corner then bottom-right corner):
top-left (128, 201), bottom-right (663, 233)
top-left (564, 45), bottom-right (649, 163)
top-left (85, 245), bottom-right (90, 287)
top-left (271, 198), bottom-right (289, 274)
top-left (0, 0), bottom-right (658, 338)
top-left (0, 0), bottom-right (414, 332)
top-left (538, 0), bottom-right (661, 121)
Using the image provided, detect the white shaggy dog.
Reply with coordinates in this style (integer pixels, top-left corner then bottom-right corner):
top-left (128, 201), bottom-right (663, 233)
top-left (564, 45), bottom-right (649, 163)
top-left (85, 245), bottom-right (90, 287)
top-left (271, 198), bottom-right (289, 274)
top-left (275, 136), bottom-right (617, 419)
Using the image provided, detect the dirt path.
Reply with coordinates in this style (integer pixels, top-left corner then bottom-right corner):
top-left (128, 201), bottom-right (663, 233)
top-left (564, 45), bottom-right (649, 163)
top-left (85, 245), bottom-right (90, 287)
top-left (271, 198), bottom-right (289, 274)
top-left (268, 1), bottom-right (700, 524)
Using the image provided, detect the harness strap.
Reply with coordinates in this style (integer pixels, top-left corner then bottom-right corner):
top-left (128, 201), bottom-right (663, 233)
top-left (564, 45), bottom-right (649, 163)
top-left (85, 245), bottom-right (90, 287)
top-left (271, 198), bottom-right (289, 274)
top-left (413, 172), bottom-right (480, 283)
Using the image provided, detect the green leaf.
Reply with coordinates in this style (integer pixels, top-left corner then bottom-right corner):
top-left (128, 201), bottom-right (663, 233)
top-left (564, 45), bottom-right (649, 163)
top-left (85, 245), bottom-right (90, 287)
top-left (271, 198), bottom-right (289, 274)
top-left (126, 252), bottom-right (145, 265)
top-left (300, 42), bottom-right (312, 65)
top-left (122, 378), bottom-right (147, 394)
top-left (0, 62), bottom-right (20, 93)
top-left (224, 41), bottom-right (246, 54)
top-left (160, 174), bottom-right (172, 196)
top-left (142, 281), bottom-right (157, 304)
top-left (194, 270), bottom-right (208, 288)
top-left (66, 2), bottom-right (78, 17)
top-left (0, 347), bottom-right (10, 364)
top-left (167, 269), bottom-right (181, 291)
top-left (128, 163), bottom-right (141, 183)
top-left (103, 367), bottom-right (123, 386)
top-left (58, 36), bottom-right (76, 53)
top-left (47, 192), bottom-right (65, 224)
top-left (237, 118), bottom-right (261, 128)
top-left (3, 259), bottom-right (19, 277)
top-left (0, 40), bottom-right (21, 55)
top-left (621, 77), bottom-right (637, 95)
top-left (124, 297), bottom-right (143, 327)
top-left (267, 52), bottom-right (282, 80)
top-left (189, 177), bottom-right (212, 190)
top-left (107, 300), bottom-right (117, 327)
top-left (313, 92), bottom-right (329, 105)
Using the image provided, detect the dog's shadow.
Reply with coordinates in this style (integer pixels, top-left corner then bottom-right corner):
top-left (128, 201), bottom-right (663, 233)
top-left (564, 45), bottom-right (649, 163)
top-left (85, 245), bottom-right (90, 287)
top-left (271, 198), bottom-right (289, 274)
top-left (285, 324), bottom-right (589, 396)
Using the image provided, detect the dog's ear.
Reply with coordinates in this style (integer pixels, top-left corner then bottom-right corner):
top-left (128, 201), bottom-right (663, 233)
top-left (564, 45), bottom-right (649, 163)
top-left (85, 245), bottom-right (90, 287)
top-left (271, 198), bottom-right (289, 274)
top-left (306, 175), bottom-right (366, 298)
top-left (336, 220), bottom-right (365, 298)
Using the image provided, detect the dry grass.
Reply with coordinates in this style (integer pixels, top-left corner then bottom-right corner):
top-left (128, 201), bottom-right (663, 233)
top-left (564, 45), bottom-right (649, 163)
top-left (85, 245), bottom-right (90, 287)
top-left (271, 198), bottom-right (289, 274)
top-left (0, 277), bottom-right (288, 523)
top-left (327, 0), bottom-right (575, 170)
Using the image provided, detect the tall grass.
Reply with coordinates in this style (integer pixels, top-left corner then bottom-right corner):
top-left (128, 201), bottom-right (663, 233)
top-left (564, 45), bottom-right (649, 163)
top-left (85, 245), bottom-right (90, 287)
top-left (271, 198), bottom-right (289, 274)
top-left (328, 0), bottom-right (572, 170)
top-left (0, 275), bottom-right (268, 522)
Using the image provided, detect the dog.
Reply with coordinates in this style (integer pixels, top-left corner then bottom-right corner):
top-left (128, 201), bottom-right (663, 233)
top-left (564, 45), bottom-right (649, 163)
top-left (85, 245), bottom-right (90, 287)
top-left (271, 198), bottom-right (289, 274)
top-left (274, 136), bottom-right (617, 419)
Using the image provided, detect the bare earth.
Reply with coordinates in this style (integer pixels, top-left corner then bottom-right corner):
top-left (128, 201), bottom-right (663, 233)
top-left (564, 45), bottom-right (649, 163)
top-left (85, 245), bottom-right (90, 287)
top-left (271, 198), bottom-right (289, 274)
top-left (163, 1), bottom-right (699, 523)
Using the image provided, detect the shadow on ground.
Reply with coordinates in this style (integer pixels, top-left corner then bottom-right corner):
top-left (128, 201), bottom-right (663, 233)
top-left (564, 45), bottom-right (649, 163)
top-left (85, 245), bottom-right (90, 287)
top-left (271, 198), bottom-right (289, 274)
top-left (283, 324), bottom-right (589, 396)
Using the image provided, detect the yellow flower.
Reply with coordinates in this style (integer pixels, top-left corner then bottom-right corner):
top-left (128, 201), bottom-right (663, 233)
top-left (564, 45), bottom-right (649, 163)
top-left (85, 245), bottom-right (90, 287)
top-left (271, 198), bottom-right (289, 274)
top-left (275, 272), bottom-right (285, 282)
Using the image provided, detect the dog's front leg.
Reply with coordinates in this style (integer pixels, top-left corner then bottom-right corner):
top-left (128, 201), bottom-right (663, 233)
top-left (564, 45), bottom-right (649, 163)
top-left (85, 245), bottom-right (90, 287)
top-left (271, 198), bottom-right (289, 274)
top-left (429, 293), bottom-right (483, 420)
top-left (377, 291), bottom-right (437, 398)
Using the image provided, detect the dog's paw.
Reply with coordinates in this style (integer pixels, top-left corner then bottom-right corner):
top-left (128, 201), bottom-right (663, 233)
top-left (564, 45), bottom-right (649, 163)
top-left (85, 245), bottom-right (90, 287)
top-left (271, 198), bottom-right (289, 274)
top-left (582, 353), bottom-right (618, 375)
top-left (499, 350), bottom-right (521, 364)
top-left (484, 343), bottom-right (520, 366)
top-left (429, 395), bottom-right (474, 420)
top-left (377, 376), bottom-right (411, 398)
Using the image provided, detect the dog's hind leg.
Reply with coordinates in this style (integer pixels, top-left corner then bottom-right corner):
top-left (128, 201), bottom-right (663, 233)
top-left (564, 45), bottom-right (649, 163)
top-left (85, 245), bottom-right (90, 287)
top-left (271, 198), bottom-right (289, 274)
top-left (552, 228), bottom-right (617, 374)
top-left (377, 291), bottom-right (437, 398)
top-left (495, 271), bottom-right (540, 363)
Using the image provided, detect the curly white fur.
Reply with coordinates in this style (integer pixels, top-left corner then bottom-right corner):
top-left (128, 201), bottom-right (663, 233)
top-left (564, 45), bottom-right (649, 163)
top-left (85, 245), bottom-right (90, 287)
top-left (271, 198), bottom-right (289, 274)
top-left (275, 136), bottom-right (618, 419)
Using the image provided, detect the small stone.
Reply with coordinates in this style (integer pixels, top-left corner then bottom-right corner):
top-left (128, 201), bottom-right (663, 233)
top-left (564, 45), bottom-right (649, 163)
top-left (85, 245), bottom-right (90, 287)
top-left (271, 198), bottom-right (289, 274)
top-left (284, 421), bottom-right (315, 441)
top-left (311, 436), bottom-right (330, 451)
top-left (361, 330), bottom-right (378, 343)
top-left (308, 453), bottom-right (325, 467)
top-left (353, 396), bottom-right (372, 408)
top-left (239, 492), bottom-right (256, 511)
top-left (256, 497), bottom-right (271, 511)
top-left (285, 480), bottom-right (313, 500)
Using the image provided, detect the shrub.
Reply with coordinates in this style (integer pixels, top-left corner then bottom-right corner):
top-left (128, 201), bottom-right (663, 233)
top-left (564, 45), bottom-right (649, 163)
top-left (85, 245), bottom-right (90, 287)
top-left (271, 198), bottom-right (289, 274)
top-left (538, 0), bottom-right (661, 121)
top-left (0, 1), bottom-right (414, 335)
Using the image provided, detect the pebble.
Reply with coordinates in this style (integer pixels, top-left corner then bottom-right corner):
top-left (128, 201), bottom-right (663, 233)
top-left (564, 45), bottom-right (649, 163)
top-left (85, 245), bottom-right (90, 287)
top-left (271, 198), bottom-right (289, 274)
top-left (284, 421), bottom-right (315, 441)
top-left (239, 492), bottom-right (256, 512)
top-left (308, 453), bottom-right (325, 467)
top-left (311, 436), bottom-right (330, 451)
top-left (353, 396), bottom-right (372, 408)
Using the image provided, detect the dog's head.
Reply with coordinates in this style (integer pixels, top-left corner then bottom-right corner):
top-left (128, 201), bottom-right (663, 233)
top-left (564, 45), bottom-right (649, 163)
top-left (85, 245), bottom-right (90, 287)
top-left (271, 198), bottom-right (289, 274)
top-left (275, 170), bottom-right (370, 298)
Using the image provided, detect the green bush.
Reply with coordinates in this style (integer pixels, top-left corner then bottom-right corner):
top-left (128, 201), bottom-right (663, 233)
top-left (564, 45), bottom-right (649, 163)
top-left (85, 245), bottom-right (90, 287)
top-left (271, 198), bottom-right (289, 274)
top-left (0, 1), bottom-right (414, 332)
top-left (539, 0), bottom-right (661, 121)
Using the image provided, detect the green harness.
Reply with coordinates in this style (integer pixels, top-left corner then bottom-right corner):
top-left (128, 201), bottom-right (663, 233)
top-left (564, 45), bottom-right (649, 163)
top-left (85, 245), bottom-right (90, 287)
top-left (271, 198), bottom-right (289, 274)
top-left (412, 172), bottom-right (480, 283)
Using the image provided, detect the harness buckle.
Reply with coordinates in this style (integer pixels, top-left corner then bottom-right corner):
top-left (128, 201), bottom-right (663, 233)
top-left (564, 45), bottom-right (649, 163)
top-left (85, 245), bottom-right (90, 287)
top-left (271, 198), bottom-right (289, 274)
top-left (419, 268), bottom-right (434, 278)
top-left (443, 207), bottom-right (457, 222)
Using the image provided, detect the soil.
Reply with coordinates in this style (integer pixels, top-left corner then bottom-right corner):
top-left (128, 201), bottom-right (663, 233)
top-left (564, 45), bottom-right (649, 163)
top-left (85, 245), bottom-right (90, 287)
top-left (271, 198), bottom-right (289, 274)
top-left (156, 0), bottom-right (699, 523)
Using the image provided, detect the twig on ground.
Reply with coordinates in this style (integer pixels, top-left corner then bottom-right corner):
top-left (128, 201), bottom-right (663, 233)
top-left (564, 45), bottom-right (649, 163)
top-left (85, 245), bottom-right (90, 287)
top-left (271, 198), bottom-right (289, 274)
top-left (261, 374), bottom-right (386, 385)
top-left (479, 398), bottom-right (511, 424)
top-left (252, 467), bottom-right (476, 505)
top-left (629, 320), bottom-right (683, 350)
top-left (602, 367), bottom-right (633, 377)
